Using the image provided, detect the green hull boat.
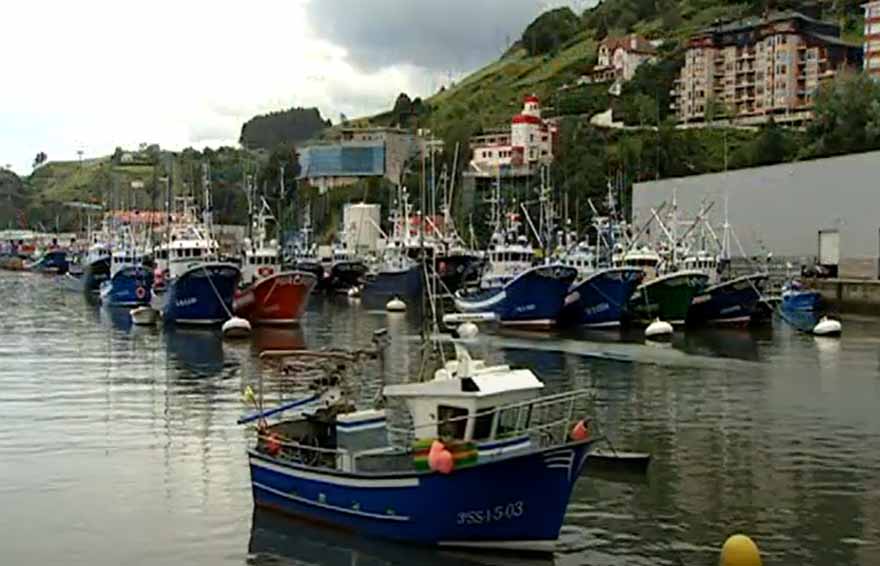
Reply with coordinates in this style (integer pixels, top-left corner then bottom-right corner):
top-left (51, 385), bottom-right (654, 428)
top-left (626, 270), bottom-right (709, 326)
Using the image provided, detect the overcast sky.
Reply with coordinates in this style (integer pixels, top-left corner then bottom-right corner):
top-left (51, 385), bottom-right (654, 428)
top-left (0, 0), bottom-right (590, 174)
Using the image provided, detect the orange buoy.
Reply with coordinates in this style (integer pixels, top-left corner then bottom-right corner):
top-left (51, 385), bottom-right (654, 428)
top-left (570, 419), bottom-right (590, 441)
top-left (265, 433), bottom-right (281, 456)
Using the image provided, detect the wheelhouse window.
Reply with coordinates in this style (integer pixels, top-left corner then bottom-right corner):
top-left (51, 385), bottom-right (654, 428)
top-left (438, 405), bottom-right (468, 440)
top-left (472, 407), bottom-right (496, 441)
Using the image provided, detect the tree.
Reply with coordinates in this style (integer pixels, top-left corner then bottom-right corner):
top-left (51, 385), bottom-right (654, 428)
top-left (808, 71), bottom-right (880, 157)
top-left (521, 7), bottom-right (581, 57)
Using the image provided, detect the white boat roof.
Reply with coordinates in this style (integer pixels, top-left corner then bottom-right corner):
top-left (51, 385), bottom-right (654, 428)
top-left (383, 367), bottom-right (544, 399)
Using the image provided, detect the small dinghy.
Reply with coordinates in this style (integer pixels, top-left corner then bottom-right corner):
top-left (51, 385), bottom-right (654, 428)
top-left (222, 316), bottom-right (252, 338)
top-left (130, 306), bottom-right (157, 326)
top-left (589, 448), bottom-right (652, 475)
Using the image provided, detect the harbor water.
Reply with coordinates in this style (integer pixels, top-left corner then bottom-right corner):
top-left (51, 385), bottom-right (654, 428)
top-left (1, 271), bottom-right (879, 565)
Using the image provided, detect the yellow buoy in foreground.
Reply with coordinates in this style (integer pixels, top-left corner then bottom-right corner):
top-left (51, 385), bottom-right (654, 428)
top-left (720, 535), bottom-right (762, 566)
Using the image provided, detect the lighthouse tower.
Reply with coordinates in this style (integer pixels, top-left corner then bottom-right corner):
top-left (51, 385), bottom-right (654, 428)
top-left (511, 95), bottom-right (552, 165)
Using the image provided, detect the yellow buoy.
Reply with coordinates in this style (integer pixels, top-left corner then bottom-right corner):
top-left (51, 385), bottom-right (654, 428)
top-left (720, 535), bottom-right (762, 566)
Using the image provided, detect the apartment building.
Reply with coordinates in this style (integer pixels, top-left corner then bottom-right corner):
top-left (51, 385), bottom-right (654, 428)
top-left (866, 2), bottom-right (880, 78)
top-left (672, 11), bottom-right (862, 124)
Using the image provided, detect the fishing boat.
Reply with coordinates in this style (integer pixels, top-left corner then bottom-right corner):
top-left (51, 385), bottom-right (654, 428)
top-left (321, 239), bottom-right (368, 295)
top-left (781, 279), bottom-right (822, 311)
top-left (158, 168), bottom-right (240, 325)
top-left (557, 234), bottom-right (643, 329)
top-left (240, 338), bottom-right (597, 552)
top-left (454, 208), bottom-right (576, 328)
top-left (82, 237), bottom-right (111, 294)
top-left (234, 199), bottom-right (317, 325)
top-left (676, 250), bottom-right (767, 327)
top-left (618, 247), bottom-right (708, 326)
top-left (99, 226), bottom-right (153, 307)
top-left (361, 243), bottom-right (423, 302)
top-left (28, 247), bottom-right (69, 274)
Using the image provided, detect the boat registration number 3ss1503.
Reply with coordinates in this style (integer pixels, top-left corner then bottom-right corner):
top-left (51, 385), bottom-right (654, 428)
top-left (457, 501), bottom-right (524, 525)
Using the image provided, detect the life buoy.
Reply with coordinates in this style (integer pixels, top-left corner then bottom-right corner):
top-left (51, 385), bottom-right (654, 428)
top-left (135, 286), bottom-right (147, 300)
top-left (258, 266), bottom-right (273, 278)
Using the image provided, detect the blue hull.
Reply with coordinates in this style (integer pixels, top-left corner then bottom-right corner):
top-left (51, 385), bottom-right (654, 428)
top-left (163, 263), bottom-right (240, 325)
top-left (83, 257), bottom-right (111, 294)
top-left (100, 267), bottom-right (154, 307)
top-left (782, 290), bottom-right (822, 311)
top-left (559, 268), bottom-right (643, 328)
top-left (454, 265), bottom-right (578, 327)
top-left (31, 250), bottom-right (69, 274)
top-left (362, 266), bottom-right (423, 301)
top-left (687, 274), bottom-right (768, 326)
top-left (248, 441), bottom-right (592, 550)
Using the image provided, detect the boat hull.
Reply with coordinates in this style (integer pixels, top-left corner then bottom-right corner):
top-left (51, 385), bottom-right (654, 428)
top-left (625, 271), bottom-right (709, 326)
top-left (82, 256), bottom-right (111, 294)
top-left (99, 266), bottom-right (154, 307)
top-left (362, 265), bottom-right (423, 302)
top-left (687, 274), bottom-right (768, 327)
top-left (0, 255), bottom-right (26, 271)
top-left (234, 271), bottom-right (317, 324)
top-left (163, 263), bottom-right (241, 325)
top-left (29, 250), bottom-right (69, 275)
top-left (435, 254), bottom-right (483, 295)
top-left (326, 261), bottom-right (368, 293)
top-left (454, 265), bottom-right (578, 327)
top-left (559, 268), bottom-right (643, 328)
top-left (247, 440), bottom-right (592, 550)
top-left (782, 290), bottom-right (822, 311)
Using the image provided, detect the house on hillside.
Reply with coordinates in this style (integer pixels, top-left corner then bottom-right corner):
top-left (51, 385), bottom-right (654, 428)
top-left (468, 95), bottom-right (557, 177)
top-left (865, 1), bottom-right (880, 78)
top-left (583, 35), bottom-right (658, 95)
top-left (671, 11), bottom-right (862, 125)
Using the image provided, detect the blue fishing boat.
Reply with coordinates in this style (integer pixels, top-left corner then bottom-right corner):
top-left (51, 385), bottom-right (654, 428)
top-left (240, 342), bottom-right (596, 552)
top-left (29, 249), bottom-right (69, 274)
top-left (361, 255), bottom-right (423, 303)
top-left (687, 273), bottom-right (768, 326)
top-left (157, 176), bottom-right (240, 325)
top-left (454, 264), bottom-right (577, 327)
top-left (559, 267), bottom-right (643, 328)
top-left (99, 227), bottom-right (153, 307)
top-left (454, 214), bottom-right (576, 327)
top-left (781, 279), bottom-right (822, 311)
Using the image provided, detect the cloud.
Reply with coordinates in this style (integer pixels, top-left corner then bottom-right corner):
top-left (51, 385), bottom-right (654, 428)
top-left (305, 0), bottom-right (590, 74)
top-left (0, 0), bottom-right (592, 174)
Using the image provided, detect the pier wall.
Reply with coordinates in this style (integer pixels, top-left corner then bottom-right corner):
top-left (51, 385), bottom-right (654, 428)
top-left (810, 279), bottom-right (880, 316)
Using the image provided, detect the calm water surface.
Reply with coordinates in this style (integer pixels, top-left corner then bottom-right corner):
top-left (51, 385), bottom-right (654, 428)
top-left (1, 271), bottom-right (879, 565)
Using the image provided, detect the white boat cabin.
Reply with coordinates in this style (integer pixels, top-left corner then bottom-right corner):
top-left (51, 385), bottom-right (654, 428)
top-left (481, 231), bottom-right (534, 289)
top-left (614, 246), bottom-right (661, 280)
top-left (242, 239), bottom-right (280, 285)
top-left (559, 241), bottom-right (597, 279)
top-left (157, 224), bottom-right (220, 279)
top-left (680, 251), bottom-right (720, 283)
top-left (383, 346), bottom-right (544, 444)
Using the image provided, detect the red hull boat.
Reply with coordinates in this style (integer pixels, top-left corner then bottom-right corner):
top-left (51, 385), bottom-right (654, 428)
top-left (234, 271), bottom-right (316, 324)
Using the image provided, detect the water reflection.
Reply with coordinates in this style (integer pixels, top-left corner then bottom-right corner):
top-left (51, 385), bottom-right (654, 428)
top-left (164, 326), bottom-right (226, 377)
top-left (247, 508), bottom-right (554, 566)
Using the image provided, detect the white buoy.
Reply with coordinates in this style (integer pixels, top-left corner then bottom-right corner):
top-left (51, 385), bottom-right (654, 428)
top-left (645, 318), bottom-right (673, 339)
top-left (222, 316), bottom-right (252, 338)
top-left (347, 286), bottom-right (361, 298)
top-left (130, 306), bottom-right (157, 326)
top-left (812, 316), bottom-right (841, 337)
top-left (457, 322), bottom-right (480, 339)
top-left (386, 296), bottom-right (406, 312)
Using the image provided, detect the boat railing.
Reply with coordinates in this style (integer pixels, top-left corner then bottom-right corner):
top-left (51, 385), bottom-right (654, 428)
top-left (386, 388), bottom-right (593, 450)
